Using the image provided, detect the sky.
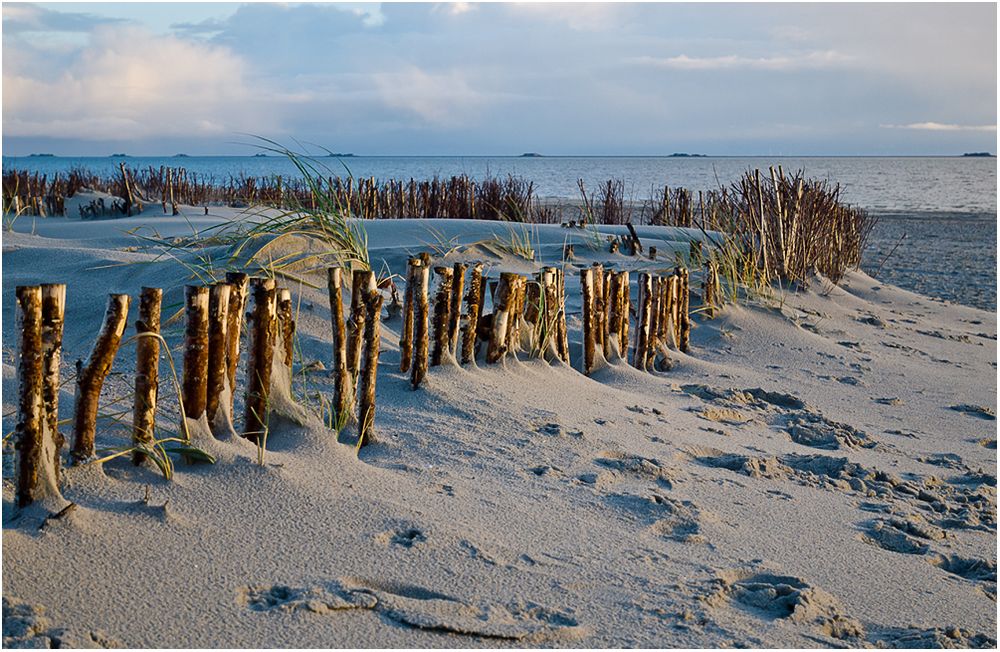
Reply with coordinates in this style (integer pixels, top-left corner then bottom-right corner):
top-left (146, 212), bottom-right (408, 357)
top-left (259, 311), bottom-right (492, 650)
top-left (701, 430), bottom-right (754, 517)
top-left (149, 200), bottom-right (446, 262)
top-left (2, 2), bottom-right (997, 156)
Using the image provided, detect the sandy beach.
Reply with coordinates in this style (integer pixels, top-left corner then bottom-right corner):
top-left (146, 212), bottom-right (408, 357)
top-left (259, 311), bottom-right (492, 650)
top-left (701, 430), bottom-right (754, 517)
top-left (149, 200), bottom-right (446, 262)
top-left (2, 200), bottom-right (995, 647)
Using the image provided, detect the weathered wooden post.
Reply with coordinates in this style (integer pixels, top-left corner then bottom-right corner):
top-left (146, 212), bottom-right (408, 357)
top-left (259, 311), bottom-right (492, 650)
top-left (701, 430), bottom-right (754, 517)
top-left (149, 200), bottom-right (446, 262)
top-left (430, 266), bottom-right (454, 366)
top-left (357, 287), bottom-right (384, 447)
top-left (506, 275), bottom-right (526, 355)
top-left (399, 258), bottom-right (421, 372)
top-left (648, 277), bottom-right (663, 366)
top-left (72, 294), bottom-right (130, 464)
top-left (277, 288), bottom-right (295, 371)
top-left (486, 272), bottom-right (516, 363)
top-left (244, 278), bottom-right (276, 443)
top-left (679, 267), bottom-right (691, 352)
top-left (580, 268), bottom-right (596, 375)
top-left (410, 265), bottom-right (431, 389)
top-left (40, 284), bottom-right (66, 480)
top-left (617, 270), bottom-right (631, 357)
top-left (634, 273), bottom-right (653, 369)
top-left (460, 263), bottom-right (484, 364)
top-left (224, 272), bottom-right (249, 411)
top-left (592, 263), bottom-right (607, 359)
top-left (556, 268), bottom-right (570, 363)
top-left (133, 287), bottom-right (161, 464)
top-left (181, 286), bottom-right (209, 422)
top-left (205, 283), bottom-right (231, 429)
top-left (703, 260), bottom-right (721, 319)
top-left (326, 267), bottom-right (352, 420)
top-left (448, 262), bottom-right (467, 354)
top-left (14, 286), bottom-right (52, 507)
top-left (540, 269), bottom-right (559, 360)
top-left (347, 270), bottom-right (372, 380)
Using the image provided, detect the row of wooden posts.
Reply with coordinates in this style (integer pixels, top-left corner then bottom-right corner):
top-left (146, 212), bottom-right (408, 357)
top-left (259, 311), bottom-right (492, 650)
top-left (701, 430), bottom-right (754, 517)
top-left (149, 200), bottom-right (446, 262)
top-left (13, 254), bottom-right (722, 509)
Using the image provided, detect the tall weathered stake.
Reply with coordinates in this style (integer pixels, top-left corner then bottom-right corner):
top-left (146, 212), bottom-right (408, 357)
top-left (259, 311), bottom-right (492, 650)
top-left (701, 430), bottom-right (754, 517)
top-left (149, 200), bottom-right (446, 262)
top-left (580, 268), bottom-right (596, 375)
top-left (327, 267), bottom-right (352, 420)
top-left (15, 287), bottom-right (50, 507)
top-left (398, 258), bottom-right (421, 372)
top-left (357, 288), bottom-right (384, 447)
top-left (224, 272), bottom-right (249, 412)
top-left (182, 286), bottom-right (209, 421)
top-left (461, 263), bottom-right (484, 364)
top-left (206, 283), bottom-right (231, 429)
top-left (244, 279), bottom-right (276, 443)
top-left (132, 287), bottom-right (162, 464)
top-left (39, 284), bottom-right (66, 481)
top-left (430, 266), bottom-right (454, 366)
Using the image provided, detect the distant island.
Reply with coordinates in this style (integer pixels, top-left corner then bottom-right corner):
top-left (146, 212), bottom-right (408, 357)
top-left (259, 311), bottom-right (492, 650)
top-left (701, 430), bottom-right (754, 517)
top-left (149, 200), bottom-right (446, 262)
top-left (962, 152), bottom-right (995, 157)
top-left (253, 153), bottom-right (268, 157)
top-left (328, 153), bottom-right (356, 157)
top-left (110, 153), bottom-right (128, 157)
top-left (669, 153), bottom-right (707, 158)
top-left (520, 153), bottom-right (543, 158)
top-left (174, 154), bottom-right (189, 158)
top-left (28, 153), bottom-right (55, 157)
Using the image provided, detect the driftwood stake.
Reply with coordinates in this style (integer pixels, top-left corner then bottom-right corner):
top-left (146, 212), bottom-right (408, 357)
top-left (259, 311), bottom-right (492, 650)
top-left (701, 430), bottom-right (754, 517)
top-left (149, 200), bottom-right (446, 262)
top-left (206, 283), bottom-right (231, 429)
top-left (410, 265), bottom-right (431, 388)
top-left (555, 269), bottom-right (570, 362)
top-left (182, 286), bottom-right (209, 421)
top-left (39, 284), bottom-right (66, 482)
top-left (461, 263), bottom-right (484, 364)
top-left (448, 262), bottom-right (467, 354)
top-left (399, 258), bottom-right (421, 372)
top-left (679, 267), bottom-right (691, 352)
top-left (132, 287), bottom-right (161, 464)
top-left (486, 273), bottom-right (516, 363)
top-left (617, 271), bottom-right (631, 357)
top-left (592, 263), bottom-right (607, 359)
top-left (15, 286), bottom-right (49, 507)
top-left (277, 288), bottom-right (295, 371)
top-left (327, 268), bottom-right (352, 419)
top-left (224, 272), bottom-right (249, 412)
top-left (430, 266), bottom-right (454, 366)
top-left (347, 270), bottom-right (375, 380)
top-left (244, 279), bottom-right (276, 443)
top-left (72, 294), bottom-right (130, 464)
top-left (634, 273), bottom-right (653, 369)
top-left (357, 288), bottom-right (384, 447)
top-left (580, 268), bottom-right (596, 375)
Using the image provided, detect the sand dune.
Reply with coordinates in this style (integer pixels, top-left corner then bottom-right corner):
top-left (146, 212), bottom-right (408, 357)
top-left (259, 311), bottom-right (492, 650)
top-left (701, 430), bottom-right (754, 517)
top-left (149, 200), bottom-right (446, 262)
top-left (2, 206), bottom-right (996, 647)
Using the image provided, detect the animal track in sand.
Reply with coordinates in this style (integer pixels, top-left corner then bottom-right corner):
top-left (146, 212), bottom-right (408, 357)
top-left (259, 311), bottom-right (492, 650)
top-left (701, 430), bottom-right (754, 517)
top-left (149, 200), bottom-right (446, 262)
top-left (949, 404), bottom-right (996, 420)
top-left (603, 492), bottom-right (708, 544)
top-left (3, 596), bottom-right (121, 648)
top-left (591, 452), bottom-right (682, 489)
top-left (237, 579), bottom-right (584, 641)
top-left (375, 527), bottom-right (428, 548)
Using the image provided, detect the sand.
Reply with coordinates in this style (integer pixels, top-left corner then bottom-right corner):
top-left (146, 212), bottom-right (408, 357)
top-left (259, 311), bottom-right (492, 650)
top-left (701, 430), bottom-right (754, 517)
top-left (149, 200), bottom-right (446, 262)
top-left (2, 204), bottom-right (996, 648)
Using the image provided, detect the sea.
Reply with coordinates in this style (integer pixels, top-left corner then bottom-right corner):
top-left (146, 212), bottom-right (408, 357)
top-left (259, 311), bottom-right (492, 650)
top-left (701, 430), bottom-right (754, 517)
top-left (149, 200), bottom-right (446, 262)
top-left (4, 155), bottom-right (996, 310)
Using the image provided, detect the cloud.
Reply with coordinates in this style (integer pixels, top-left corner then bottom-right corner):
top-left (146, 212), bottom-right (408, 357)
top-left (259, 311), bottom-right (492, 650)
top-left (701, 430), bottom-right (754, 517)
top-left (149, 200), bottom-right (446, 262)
top-left (2, 2), bottom-right (125, 33)
top-left (629, 50), bottom-right (854, 71)
top-left (3, 25), bottom-right (270, 140)
top-left (372, 66), bottom-right (489, 125)
top-left (880, 122), bottom-right (997, 132)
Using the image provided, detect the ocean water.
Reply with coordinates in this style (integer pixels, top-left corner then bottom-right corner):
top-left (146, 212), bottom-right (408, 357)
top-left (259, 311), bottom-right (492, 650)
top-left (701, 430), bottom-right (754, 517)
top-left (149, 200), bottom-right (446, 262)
top-left (4, 155), bottom-right (996, 309)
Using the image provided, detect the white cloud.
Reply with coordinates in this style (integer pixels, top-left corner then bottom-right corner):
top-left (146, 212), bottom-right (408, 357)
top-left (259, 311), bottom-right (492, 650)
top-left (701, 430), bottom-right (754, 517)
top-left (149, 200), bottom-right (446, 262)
top-left (880, 122), bottom-right (997, 132)
top-left (629, 50), bottom-right (854, 71)
top-left (372, 66), bottom-right (488, 125)
top-left (3, 25), bottom-right (271, 140)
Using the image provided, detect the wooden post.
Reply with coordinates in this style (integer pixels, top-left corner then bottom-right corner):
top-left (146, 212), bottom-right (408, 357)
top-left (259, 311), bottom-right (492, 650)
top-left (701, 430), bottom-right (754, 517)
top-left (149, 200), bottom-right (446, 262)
top-left (540, 269), bottom-right (559, 360)
top-left (205, 283), bottom-right (231, 429)
top-left (224, 272), bottom-right (249, 412)
top-left (592, 264), bottom-right (607, 359)
top-left (410, 265), bottom-right (431, 388)
top-left (634, 273), bottom-right (653, 369)
top-left (357, 287), bottom-right (384, 447)
top-left (506, 275), bottom-right (526, 354)
top-left (15, 286), bottom-right (47, 507)
top-left (39, 284), bottom-right (66, 482)
top-left (668, 271), bottom-right (680, 349)
top-left (679, 267), bottom-right (691, 353)
top-left (182, 286), bottom-right (209, 421)
top-left (606, 271), bottom-right (621, 358)
top-left (347, 270), bottom-right (375, 380)
top-left (399, 258), bottom-right (421, 372)
top-left (430, 266), bottom-right (453, 366)
top-left (648, 277), bottom-right (662, 366)
top-left (448, 262), bottom-right (466, 354)
top-left (168, 168), bottom-right (178, 215)
top-left (244, 279), bottom-right (276, 443)
top-left (132, 287), bottom-right (161, 464)
top-left (461, 263), bottom-right (484, 365)
top-left (71, 294), bottom-right (130, 464)
top-left (617, 271), bottom-right (630, 357)
top-left (326, 267), bottom-right (352, 420)
top-left (486, 272), bottom-right (516, 363)
top-left (277, 288), bottom-right (295, 371)
top-left (580, 268), bottom-right (596, 375)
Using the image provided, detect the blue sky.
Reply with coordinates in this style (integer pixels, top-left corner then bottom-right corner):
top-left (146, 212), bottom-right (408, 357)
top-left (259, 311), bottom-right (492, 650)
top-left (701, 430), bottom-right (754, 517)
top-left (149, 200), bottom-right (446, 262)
top-left (2, 2), bottom-right (996, 155)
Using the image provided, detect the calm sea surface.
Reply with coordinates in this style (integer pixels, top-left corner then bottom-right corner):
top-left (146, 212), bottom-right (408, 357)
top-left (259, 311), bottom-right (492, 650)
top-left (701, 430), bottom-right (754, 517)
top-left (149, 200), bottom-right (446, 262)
top-left (4, 155), bottom-right (996, 310)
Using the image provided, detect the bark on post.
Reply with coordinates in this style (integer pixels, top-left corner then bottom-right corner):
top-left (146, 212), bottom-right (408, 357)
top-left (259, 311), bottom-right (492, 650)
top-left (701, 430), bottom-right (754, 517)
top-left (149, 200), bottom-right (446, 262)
top-left (460, 263), bottom-right (484, 365)
top-left (580, 268), bottom-right (596, 375)
top-left (430, 266), bottom-right (453, 366)
top-left (132, 287), bottom-right (161, 464)
top-left (606, 271), bottom-right (622, 359)
top-left (506, 275), bottom-right (526, 354)
top-left (648, 277), bottom-right (663, 365)
top-left (617, 271), bottom-right (631, 357)
top-left (39, 284), bottom-right (66, 481)
top-left (399, 258), bottom-right (421, 372)
top-left (224, 272), bottom-right (249, 412)
top-left (71, 294), bottom-right (130, 464)
top-left (555, 268), bottom-right (571, 363)
top-left (486, 273), bottom-right (516, 363)
top-left (540, 269), bottom-right (559, 360)
top-left (277, 288), bottom-right (295, 371)
top-left (326, 267), bottom-right (352, 419)
top-left (357, 288), bottom-right (384, 447)
top-left (181, 286), bottom-right (210, 421)
top-left (634, 273), bottom-right (653, 369)
top-left (15, 286), bottom-right (47, 507)
top-left (347, 270), bottom-right (375, 380)
top-left (206, 283), bottom-right (231, 429)
top-left (244, 279), bottom-right (276, 443)
top-left (410, 265), bottom-right (431, 388)
top-left (592, 263), bottom-right (607, 359)
top-left (448, 262), bottom-right (467, 354)
top-left (679, 267), bottom-right (691, 353)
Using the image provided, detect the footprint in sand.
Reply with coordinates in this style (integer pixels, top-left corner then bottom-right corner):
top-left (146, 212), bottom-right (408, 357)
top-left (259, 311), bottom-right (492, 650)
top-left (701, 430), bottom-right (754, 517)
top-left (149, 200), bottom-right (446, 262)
top-left (3, 596), bottom-right (121, 648)
top-left (949, 404), bottom-right (996, 420)
top-left (375, 527), bottom-right (428, 548)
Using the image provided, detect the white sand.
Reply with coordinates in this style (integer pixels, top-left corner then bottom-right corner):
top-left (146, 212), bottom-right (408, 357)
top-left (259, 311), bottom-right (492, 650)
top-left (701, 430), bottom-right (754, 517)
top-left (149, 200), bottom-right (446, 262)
top-left (2, 205), bottom-right (996, 648)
